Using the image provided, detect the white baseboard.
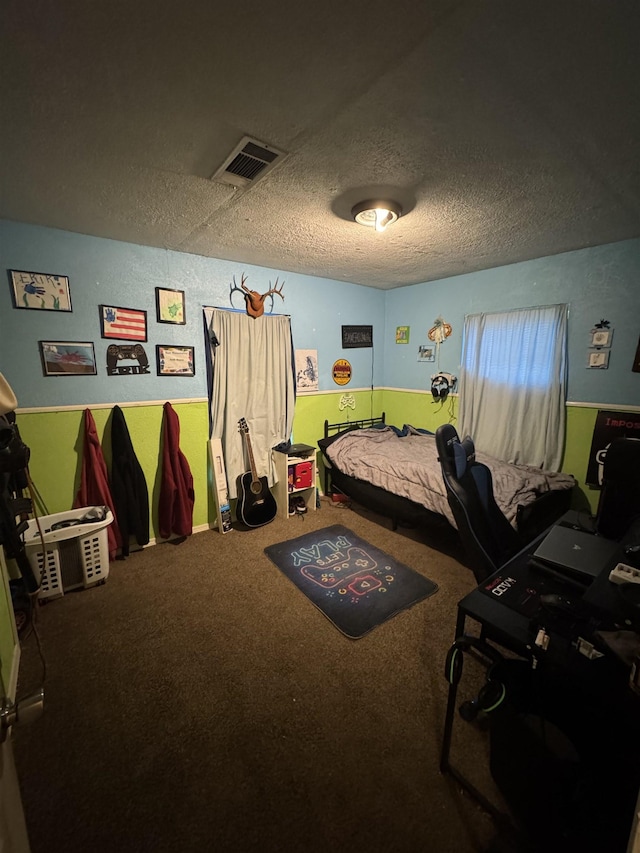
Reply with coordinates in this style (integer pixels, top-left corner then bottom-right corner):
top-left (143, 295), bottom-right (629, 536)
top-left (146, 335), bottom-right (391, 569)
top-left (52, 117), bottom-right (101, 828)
top-left (130, 522), bottom-right (213, 552)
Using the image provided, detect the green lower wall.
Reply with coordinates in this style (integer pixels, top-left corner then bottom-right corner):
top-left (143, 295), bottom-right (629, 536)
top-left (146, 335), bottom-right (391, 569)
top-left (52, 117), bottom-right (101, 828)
top-left (17, 392), bottom-right (382, 539)
top-left (561, 405), bottom-right (602, 513)
top-left (290, 389), bottom-right (384, 447)
top-left (16, 388), bottom-right (602, 544)
top-left (382, 390), bottom-right (460, 435)
top-left (17, 403), bottom-right (211, 535)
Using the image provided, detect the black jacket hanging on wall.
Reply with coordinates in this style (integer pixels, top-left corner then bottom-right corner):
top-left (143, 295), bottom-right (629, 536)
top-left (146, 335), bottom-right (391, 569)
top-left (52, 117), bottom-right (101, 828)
top-left (110, 405), bottom-right (150, 557)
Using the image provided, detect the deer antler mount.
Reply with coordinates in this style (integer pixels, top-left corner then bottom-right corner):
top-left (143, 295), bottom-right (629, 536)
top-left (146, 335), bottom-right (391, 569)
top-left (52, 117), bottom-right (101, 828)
top-left (233, 273), bottom-right (285, 318)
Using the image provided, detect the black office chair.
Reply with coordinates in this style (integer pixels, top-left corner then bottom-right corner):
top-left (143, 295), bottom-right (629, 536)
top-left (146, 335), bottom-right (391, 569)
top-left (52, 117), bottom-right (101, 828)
top-left (596, 436), bottom-right (640, 540)
top-left (435, 424), bottom-right (523, 582)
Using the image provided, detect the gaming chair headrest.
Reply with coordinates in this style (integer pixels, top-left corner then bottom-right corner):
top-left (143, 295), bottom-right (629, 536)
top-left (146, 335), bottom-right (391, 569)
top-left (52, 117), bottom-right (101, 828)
top-left (435, 424), bottom-right (476, 479)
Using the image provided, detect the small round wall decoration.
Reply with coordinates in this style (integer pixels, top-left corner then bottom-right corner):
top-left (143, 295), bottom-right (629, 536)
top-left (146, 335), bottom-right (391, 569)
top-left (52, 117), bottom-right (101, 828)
top-left (332, 359), bottom-right (352, 385)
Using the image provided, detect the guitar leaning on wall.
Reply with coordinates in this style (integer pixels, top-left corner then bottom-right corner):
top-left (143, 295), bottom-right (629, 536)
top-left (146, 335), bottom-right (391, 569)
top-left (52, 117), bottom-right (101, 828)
top-left (236, 418), bottom-right (277, 528)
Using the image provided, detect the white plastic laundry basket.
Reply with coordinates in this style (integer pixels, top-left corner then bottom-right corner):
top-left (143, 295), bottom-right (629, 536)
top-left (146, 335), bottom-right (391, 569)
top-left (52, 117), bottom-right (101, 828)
top-left (23, 507), bottom-right (113, 601)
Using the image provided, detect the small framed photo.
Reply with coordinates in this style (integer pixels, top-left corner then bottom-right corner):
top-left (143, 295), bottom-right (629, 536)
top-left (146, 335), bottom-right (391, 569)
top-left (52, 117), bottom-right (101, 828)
top-left (10, 269), bottom-right (72, 312)
top-left (156, 287), bottom-right (186, 325)
top-left (417, 345), bottom-right (435, 363)
top-left (39, 341), bottom-right (97, 376)
top-left (100, 305), bottom-right (147, 341)
top-left (156, 345), bottom-right (195, 376)
top-left (587, 349), bottom-right (610, 369)
top-left (590, 328), bottom-right (613, 348)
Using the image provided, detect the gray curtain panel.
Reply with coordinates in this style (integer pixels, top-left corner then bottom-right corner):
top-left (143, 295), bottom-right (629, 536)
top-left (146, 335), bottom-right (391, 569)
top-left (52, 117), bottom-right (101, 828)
top-left (205, 307), bottom-right (295, 499)
top-left (459, 304), bottom-right (568, 470)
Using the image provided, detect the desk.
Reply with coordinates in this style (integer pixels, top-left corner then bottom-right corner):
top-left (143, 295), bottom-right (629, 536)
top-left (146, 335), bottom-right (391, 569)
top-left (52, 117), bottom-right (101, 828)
top-left (440, 517), bottom-right (640, 851)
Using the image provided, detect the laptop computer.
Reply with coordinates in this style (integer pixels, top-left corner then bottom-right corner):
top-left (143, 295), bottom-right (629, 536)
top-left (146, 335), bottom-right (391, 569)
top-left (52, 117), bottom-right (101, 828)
top-left (532, 524), bottom-right (619, 580)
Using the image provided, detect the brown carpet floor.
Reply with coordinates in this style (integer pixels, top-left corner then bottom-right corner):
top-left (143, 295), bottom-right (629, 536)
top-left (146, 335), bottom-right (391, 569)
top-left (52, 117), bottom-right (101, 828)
top-left (14, 498), bottom-right (508, 853)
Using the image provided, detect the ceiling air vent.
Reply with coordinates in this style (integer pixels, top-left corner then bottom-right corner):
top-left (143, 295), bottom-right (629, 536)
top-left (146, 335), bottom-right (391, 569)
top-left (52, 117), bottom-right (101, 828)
top-left (211, 136), bottom-right (287, 188)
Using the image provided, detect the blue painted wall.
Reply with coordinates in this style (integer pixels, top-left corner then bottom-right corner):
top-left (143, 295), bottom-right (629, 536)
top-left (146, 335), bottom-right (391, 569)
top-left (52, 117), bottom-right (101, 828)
top-left (0, 220), bottom-right (386, 407)
top-left (1, 219), bottom-right (638, 410)
top-left (384, 239), bottom-right (640, 407)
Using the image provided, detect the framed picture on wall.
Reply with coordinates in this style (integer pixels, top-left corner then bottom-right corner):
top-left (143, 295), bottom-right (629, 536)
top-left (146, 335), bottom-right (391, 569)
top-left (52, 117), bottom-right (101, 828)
top-left (39, 341), bottom-right (97, 376)
top-left (156, 345), bottom-right (195, 376)
top-left (9, 269), bottom-right (72, 312)
top-left (99, 305), bottom-right (147, 341)
top-left (590, 328), bottom-right (613, 348)
top-left (417, 345), bottom-right (435, 362)
top-left (155, 287), bottom-right (186, 325)
top-left (587, 349), bottom-right (610, 369)
top-left (396, 326), bottom-right (410, 344)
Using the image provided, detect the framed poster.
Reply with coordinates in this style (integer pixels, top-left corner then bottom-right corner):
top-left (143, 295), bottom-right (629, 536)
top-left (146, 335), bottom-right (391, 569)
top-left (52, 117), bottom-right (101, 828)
top-left (99, 305), bottom-right (147, 341)
top-left (295, 349), bottom-right (319, 393)
top-left (10, 269), bottom-right (72, 312)
top-left (39, 341), bottom-right (97, 376)
top-left (155, 287), bottom-right (186, 325)
top-left (156, 345), bottom-right (195, 376)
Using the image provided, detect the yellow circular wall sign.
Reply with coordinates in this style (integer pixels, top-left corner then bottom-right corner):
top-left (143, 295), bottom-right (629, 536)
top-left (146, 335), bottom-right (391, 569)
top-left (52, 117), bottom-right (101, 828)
top-left (332, 359), bottom-right (352, 385)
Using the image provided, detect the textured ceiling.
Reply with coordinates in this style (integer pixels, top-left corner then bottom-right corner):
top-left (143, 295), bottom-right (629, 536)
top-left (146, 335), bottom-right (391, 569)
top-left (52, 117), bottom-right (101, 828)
top-left (1, 1), bottom-right (639, 289)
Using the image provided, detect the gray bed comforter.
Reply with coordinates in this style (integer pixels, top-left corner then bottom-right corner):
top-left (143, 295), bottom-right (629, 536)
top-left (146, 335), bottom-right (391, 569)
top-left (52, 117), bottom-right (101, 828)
top-left (324, 427), bottom-right (575, 529)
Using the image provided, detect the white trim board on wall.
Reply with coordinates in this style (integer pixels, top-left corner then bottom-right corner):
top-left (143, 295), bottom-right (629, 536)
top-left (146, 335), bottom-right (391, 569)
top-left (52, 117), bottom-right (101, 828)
top-left (14, 393), bottom-right (640, 416)
top-left (16, 397), bottom-right (208, 414)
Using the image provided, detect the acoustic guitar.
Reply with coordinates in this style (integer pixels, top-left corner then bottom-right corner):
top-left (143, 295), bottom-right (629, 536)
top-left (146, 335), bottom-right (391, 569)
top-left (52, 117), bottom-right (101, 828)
top-left (236, 418), bottom-right (277, 528)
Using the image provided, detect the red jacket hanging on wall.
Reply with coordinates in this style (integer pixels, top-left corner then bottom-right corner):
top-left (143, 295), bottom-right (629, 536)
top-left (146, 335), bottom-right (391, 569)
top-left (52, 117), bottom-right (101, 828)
top-left (74, 408), bottom-right (122, 559)
top-left (159, 402), bottom-right (194, 540)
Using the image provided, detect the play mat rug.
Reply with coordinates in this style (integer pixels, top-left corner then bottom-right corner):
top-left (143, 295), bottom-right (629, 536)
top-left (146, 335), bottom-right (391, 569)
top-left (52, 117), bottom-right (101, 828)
top-left (264, 524), bottom-right (438, 639)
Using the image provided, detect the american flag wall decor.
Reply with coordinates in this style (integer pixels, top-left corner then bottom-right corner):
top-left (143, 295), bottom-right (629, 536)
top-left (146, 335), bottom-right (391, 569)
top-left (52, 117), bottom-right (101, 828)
top-left (99, 305), bottom-right (148, 341)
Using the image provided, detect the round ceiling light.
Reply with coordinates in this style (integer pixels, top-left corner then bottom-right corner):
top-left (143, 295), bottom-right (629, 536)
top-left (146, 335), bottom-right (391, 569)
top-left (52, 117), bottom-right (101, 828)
top-left (351, 199), bottom-right (402, 232)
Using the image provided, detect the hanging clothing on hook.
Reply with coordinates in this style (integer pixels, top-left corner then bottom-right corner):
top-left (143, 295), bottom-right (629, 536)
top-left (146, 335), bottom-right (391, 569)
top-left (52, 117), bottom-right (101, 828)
top-left (110, 405), bottom-right (149, 557)
top-left (159, 402), bottom-right (194, 540)
top-left (74, 408), bottom-right (122, 560)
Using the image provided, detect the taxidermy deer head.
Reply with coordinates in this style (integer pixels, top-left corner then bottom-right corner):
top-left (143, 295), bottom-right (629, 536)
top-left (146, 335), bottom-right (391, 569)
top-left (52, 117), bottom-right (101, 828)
top-left (234, 273), bottom-right (285, 318)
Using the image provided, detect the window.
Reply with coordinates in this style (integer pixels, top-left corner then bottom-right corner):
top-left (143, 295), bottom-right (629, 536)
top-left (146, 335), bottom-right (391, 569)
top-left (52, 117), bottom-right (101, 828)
top-left (459, 304), bottom-right (568, 470)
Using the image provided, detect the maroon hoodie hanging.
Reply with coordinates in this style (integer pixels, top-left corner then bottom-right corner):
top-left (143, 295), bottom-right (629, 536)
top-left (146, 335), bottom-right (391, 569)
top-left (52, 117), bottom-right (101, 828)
top-left (74, 408), bottom-right (122, 559)
top-left (159, 402), bottom-right (195, 540)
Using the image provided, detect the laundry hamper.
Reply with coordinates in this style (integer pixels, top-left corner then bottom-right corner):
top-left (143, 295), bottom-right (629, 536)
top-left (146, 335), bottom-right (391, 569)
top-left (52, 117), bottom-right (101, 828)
top-left (23, 507), bottom-right (113, 601)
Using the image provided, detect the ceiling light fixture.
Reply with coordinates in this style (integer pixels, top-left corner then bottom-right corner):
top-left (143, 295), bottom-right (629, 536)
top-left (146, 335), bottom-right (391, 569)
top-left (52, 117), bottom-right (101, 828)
top-left (351, 199), bottom-right (402, 233)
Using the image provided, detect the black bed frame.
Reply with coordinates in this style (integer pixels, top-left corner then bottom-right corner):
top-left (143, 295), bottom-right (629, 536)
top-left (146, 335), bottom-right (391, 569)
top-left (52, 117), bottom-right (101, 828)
top-left (320, 414), bottom-right (573, 546)
top-left (321, 413), bottom-right (453, 533)
top-left (322, 414), bottom-right (385, 496)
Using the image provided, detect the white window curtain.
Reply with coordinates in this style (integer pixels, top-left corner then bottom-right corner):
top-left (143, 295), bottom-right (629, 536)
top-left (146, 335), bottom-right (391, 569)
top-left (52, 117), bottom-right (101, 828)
top-left (458, 304), bottom-right (568, 470)
top-left (205, 308), bottom-right (295, 499)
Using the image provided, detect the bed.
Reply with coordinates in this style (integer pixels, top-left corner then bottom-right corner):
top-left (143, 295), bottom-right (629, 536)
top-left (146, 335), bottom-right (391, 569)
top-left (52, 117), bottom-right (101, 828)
top-left (318, 415), bottom-right (576, 545)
